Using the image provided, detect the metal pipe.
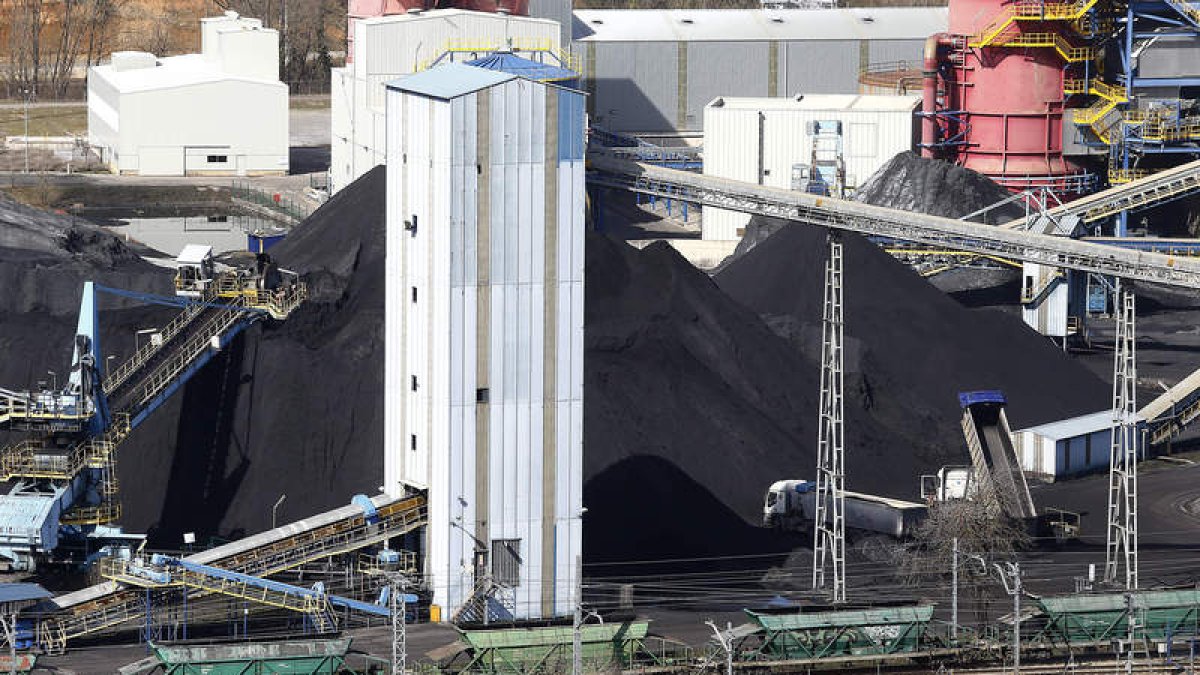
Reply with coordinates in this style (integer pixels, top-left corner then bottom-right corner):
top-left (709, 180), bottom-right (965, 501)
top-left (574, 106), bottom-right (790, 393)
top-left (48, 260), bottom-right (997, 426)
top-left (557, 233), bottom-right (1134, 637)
top-left (921, 34), bottom-right (953, 158)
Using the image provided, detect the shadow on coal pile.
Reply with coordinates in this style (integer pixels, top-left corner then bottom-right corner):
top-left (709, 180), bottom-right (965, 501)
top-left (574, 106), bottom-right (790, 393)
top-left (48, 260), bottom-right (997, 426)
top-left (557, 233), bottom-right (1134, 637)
top-left (583, 455), bottom-right (803, 577)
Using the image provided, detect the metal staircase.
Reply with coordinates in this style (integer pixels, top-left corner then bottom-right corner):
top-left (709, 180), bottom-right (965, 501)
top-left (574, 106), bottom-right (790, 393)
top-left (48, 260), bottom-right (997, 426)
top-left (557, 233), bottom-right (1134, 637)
top-left (40, 494), bottom-right (427, 650)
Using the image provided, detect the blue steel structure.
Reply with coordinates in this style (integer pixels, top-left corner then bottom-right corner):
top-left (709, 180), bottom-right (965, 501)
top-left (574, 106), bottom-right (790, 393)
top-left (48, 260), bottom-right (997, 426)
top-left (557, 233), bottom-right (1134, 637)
top-left (0, 272), bottom-right (305, 571)
top-left (1099, 0), bottom-right (1200, 235)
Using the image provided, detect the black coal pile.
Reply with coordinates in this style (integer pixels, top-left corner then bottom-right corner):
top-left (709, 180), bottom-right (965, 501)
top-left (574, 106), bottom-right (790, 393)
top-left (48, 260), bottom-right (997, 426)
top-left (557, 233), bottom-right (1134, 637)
top-left (715, 218), bottom-right (1111, 485)
top-left (853, 151), bottom-right (1025, 223)
top-left (583, 233), bottom-right (904, 563)
top-left (116, 167), bottom-right (390, 545)
top-left (0, 192), bottom-right (175, 448)
top-left (0, 190), bottom-right (169, 316)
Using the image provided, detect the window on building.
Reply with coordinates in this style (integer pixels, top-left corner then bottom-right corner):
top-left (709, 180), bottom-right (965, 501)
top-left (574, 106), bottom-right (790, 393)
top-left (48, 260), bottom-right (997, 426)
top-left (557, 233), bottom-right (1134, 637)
top-left (410, 434), bottom-right (417, 451)
top-left (206, 155), bottom-right (228, 163)
top-left (411, 375), bottom-right (418, 391)
top-left (476, 388), bottom-right (489, 404)
top-left (411, 287), bottom-right (418, 303)
top-left (491, 539), bottom-right (522, 586)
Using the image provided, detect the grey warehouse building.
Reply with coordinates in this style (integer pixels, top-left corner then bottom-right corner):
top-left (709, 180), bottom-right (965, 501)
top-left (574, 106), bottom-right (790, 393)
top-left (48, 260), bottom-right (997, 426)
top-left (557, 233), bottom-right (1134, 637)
top-left (571, 7), bottom-right (948, 136)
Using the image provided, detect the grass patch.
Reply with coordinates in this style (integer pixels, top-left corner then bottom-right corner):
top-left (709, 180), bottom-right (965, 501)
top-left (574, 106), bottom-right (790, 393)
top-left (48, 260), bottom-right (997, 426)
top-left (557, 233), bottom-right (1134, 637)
top-left (0, 105), bottom-right (88, 137)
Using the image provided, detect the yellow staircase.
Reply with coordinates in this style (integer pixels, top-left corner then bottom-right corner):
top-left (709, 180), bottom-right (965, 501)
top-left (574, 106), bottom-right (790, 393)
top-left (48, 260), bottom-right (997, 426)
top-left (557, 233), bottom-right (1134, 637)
top-left (1065, 78), bottom-right (1128, 143)
top-left (968, 0), bottom-right (1101, 49)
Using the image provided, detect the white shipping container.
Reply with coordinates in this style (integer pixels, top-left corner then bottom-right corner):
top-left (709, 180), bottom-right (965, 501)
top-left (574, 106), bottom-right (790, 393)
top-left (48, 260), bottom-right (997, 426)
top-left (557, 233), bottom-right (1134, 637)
top-left (701, 94), bottom-right (920, 241)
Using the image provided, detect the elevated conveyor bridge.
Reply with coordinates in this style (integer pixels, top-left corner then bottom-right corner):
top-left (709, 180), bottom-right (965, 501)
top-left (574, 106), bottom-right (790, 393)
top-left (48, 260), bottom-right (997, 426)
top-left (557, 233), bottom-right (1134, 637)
top-left (34, 493), bottom-right (426, 652)
top-left (587, 155), bottom-right (1200, 290)
top-left (1001, 158), bottom-right (1200, 227)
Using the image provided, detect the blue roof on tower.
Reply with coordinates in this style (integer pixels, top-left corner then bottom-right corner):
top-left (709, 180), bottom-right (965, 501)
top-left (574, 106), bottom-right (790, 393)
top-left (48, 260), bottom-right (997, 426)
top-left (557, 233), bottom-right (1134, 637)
top-left (386, 63), bottom-right (516, 100)
top-left (465, 52), bottom-right (578, 83)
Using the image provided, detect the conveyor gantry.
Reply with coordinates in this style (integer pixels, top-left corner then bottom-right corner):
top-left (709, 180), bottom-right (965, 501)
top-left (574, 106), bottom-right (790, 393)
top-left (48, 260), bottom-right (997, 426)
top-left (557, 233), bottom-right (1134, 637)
top-left (34, 493), bottom-right (426, 653)
top-left (1001, 158), bottom-right (1200, 227)
top-left (101, 554), bottom-right (390, 634)
top-left (586, 155), bottom-right (1200, 290)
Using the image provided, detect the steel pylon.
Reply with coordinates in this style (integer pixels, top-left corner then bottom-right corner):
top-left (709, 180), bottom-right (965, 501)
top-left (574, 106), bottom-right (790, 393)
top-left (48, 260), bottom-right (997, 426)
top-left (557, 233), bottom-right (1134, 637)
top-left (812, 234), bottom-right (846, 604)
top-left (1104, 286), bottom-right (1138, 589)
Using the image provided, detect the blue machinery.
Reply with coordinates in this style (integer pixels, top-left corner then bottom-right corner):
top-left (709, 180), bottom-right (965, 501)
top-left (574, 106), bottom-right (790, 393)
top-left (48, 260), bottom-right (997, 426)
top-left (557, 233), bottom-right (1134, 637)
top-left (0, 268), bottom-right (307, 571)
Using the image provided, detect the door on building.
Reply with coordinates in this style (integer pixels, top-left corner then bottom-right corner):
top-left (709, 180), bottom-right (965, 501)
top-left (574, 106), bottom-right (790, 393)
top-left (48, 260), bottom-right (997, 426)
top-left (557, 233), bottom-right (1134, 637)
top-left (184, 146), bottom-right (233, 176)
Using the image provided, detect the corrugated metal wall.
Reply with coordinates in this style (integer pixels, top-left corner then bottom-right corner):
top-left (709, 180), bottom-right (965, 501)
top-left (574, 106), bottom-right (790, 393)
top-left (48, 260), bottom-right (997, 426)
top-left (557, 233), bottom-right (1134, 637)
top-left (386, 76), bottom-right (584, 621)
top-left (701, 98), bottom-right (919, 239)
top-left (582, 37), bottom-right (925, 134)
top-left (332, 12), bottom-right (561, 194)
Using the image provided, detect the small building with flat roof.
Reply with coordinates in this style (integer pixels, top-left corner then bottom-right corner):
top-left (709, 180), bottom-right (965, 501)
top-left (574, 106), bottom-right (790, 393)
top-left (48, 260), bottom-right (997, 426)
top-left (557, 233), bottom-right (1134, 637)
top-left (87, 12), bottom-right (288, 177)
top-left (1012, 411), bottom-right (1117, 481)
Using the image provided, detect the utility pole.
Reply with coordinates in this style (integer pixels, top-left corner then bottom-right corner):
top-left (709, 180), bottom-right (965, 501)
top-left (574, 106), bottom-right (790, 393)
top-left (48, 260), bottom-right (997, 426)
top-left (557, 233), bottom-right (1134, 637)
top-left (812, 233), bottom-right (846, 604)
top-left (1105, 285), bottom-right (1139, 590)
top-left (993, 562), bottom-right (1022, 674)
top-left (705, 620), bottom-right (734, 675)
top-left (951, 537), bottom-right (959, 642)
top-left (22, 88), bottom-right (30, 175)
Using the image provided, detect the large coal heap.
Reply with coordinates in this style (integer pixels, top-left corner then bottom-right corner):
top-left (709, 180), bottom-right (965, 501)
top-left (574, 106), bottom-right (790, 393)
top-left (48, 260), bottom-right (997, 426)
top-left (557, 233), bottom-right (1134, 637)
top-left (715, 218), bottom-right (1112, 479)
top-left (853, 151), bottom-right (1026, 223)
top-left (584, 232), bottom-right (903, 544)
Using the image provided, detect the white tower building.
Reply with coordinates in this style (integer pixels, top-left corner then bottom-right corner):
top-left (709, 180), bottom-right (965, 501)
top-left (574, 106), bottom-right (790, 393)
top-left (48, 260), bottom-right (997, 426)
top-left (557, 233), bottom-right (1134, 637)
top-left (384, 63), bottom-right (586, 620)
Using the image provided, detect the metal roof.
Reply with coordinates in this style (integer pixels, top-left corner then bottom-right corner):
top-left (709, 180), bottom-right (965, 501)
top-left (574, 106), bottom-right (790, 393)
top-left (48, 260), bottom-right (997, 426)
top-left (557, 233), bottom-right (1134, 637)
top-left (465, 52), bottom-right (577, 83)
top-left (387, 62), bottom-right (516, 100)
top-left (1015, 410), bottom-right (1116, 441)
top-left (710, 94), bottom-right (921, 112)
top-left (572, 7), bottom-right (947, 42)
top-left (176, 244), bottom-right (213, 264)
top-left (0, 583), bottom-right (51, 604)
top-left (90, 54), bottom-right (284, 94)
top-left (0, 491), bottom-right (61, 536)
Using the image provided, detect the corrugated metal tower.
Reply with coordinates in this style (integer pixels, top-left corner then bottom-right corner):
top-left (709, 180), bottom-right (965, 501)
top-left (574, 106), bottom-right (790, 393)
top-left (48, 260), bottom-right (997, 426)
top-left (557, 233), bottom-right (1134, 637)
top-left (812, 235), bottom-right (846, 604)
top-left (1105, 286), bottom-right (1138, 589)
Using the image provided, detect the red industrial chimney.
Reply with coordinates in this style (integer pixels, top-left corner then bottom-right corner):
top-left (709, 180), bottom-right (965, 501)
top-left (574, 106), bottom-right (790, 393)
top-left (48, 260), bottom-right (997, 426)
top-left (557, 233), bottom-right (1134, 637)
top-left (922, 0), bottom-right (1098, 197)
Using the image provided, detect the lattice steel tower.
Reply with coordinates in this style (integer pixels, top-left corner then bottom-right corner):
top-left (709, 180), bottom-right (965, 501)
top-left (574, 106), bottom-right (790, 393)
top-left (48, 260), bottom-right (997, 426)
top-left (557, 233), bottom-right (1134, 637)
top-left (812, 234), bottom-right (846, 604)
top-left (1105, 286), bottom-right (1139, 589)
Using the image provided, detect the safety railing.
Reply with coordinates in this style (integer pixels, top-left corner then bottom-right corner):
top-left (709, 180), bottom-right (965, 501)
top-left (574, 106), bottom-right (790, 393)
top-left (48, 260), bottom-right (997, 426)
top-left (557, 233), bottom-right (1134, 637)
top-left (357, 551), bottom-right (419, 576)
top-left (126, 298), bottom-right (257, 414)
top-left (418, 37), bottom-right (579, 73)
top-left (970, 0), bottom-right (1100, 50)
top-left (48, 495), bottom-right (427, 646)
top-left (211, 273), bottom-right (308, 320)
top-left (104, 293), bottom-right (213, 396)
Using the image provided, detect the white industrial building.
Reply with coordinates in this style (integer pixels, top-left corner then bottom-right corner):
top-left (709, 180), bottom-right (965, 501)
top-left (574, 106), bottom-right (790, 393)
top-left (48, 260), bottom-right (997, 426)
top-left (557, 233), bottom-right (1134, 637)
top-left (701, 93), bottom-right (920, 240)
top-left (331, 9), bottom-right (564, 194)
top-left (1012, 411), bottom-right (1114, 481)
top-left (87, 12), bottom-right (288, 176)
top-left (384, 63), bottom-right (586, 620)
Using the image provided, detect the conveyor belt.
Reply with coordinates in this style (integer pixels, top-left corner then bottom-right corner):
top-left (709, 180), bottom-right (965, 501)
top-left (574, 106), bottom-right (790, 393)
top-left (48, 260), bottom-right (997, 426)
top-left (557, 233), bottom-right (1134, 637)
top-left (587, 155), bottom-right (1200, 290)
top-left (37, 492), bottom-right (426, 652)
top-left (1139, 366), bottom-right (1200, 446)
top-left (1001, 159), bottom-right (1200, 227)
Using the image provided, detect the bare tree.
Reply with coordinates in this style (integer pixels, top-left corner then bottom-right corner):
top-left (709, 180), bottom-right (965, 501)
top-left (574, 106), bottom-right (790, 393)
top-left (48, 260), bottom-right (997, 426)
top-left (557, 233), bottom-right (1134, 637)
top-left (900, 499), bottom-right (1030, 626)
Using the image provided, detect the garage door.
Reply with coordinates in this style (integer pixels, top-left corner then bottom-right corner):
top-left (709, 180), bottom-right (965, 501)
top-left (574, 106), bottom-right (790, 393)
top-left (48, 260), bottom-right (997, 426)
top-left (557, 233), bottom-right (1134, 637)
top-left (184, 146), bottom-right (233, 176)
